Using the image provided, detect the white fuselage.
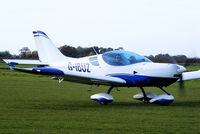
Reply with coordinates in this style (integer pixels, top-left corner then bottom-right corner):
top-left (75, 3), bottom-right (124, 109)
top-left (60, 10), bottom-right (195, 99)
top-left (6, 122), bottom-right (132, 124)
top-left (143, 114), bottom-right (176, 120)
top-left (48, 53), bottom-right (183, 87)
top-left (49, 54), bottom-right (179, 78)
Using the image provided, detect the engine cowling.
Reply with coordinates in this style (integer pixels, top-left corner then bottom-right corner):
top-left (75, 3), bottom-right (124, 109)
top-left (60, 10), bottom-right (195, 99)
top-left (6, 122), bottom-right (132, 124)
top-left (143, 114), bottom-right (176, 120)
top-left (90, 93), bottom-right (114, 105)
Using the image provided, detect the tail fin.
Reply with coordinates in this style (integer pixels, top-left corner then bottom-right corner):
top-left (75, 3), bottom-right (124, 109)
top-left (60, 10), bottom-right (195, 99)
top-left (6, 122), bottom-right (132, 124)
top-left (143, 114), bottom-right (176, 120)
top-left (33, 31), bottom-right (67, 64)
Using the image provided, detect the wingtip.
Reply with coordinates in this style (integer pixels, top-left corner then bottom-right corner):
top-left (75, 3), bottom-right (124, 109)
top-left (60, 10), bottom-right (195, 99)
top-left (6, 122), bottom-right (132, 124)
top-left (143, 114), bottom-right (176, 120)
top-left (8, 62), bottom-right (18, 67)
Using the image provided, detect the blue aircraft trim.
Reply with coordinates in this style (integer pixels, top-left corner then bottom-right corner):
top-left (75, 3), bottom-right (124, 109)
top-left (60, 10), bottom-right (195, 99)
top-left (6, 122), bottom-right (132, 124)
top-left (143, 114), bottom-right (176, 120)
top-left (33, 31), bottom-right (48, 38)
top-left (152, 99), bottom-right (174, 105)
top-left (109, 74), bottom-right (179, 87)
top-left (91, 98), bottom-right (113, 104)
top-left (33, 31), bottom-right (47, 35)
top-left (33, 31), bottom-right (38, 34)
top-left (32, 68), bottom-right (64, 75)
top-left (154, 99), bottom-right (173, 104)
top-left (33, 34), bottom-right (48, 38)
top-left (8, 62), bottom-right (18, 67)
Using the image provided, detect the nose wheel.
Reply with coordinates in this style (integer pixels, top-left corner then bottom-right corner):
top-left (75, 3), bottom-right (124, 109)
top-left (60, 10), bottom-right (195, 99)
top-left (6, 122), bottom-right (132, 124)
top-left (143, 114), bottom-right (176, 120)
top-left (134, 87), bottom-right (174, 105)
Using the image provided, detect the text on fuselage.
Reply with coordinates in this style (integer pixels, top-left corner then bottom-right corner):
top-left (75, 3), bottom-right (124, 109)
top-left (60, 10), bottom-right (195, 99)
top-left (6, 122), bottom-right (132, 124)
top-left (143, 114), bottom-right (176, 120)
top-left (68, 62), bottom-right (91, 73)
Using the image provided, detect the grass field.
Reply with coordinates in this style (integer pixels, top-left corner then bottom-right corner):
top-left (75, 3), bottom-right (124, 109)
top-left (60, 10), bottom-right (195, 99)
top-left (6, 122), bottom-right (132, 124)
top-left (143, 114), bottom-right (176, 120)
top-left (0, 64), bottom-right (200, 134)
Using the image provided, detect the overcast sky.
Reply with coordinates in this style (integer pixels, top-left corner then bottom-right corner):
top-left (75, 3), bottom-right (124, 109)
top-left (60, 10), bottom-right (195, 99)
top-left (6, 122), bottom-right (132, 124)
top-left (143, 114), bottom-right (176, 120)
top-left (0, 0), bottom-right (200, 57)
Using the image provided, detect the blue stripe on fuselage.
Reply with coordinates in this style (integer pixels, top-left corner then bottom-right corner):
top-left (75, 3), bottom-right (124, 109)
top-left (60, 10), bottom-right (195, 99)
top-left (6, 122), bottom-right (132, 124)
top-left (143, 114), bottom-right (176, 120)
top-left (109, 74), bottom-right (178, 87)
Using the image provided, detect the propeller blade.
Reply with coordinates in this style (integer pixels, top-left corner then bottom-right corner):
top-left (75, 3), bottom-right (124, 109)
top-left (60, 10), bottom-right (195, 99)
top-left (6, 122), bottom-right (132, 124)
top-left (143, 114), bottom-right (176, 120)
top-left (178, 74), bottom-right (185, 95)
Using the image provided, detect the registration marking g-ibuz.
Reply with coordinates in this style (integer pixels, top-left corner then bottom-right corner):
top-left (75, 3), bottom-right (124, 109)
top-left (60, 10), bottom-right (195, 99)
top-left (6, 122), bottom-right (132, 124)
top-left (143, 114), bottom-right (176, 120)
top-left (68, 62), bottom-right (91, 73)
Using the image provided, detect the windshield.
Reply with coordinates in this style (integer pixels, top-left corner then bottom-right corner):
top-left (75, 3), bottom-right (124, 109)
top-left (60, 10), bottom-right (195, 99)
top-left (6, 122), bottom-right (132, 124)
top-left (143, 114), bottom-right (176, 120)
top-left (102, 51), bottom-right (151, 66)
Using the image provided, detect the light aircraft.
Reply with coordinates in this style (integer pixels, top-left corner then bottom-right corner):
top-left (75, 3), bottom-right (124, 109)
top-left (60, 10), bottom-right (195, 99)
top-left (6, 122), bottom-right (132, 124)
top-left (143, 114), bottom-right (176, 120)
top-left (3, 31), bottom-right (200, 105)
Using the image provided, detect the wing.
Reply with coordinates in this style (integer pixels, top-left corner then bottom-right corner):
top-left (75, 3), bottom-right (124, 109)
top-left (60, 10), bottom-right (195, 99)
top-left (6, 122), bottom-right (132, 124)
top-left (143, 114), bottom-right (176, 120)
top-left (181, 70), bottom-right (200, 81)
top-left (3, 59), bottom-right (48, 67)
top-left (11, 67), bottom-right (126, 86)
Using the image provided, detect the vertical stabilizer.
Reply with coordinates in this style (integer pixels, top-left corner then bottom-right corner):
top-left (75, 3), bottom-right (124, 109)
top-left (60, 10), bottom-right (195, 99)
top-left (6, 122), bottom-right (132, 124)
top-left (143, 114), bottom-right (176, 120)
top-left (33, 31), bottom-right (67, 64)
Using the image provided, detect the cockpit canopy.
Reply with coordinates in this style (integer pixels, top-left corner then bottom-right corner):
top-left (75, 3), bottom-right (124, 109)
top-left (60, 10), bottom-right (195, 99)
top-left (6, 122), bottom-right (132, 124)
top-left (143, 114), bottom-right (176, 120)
top-left (102, 51), bottom-right (151, 66)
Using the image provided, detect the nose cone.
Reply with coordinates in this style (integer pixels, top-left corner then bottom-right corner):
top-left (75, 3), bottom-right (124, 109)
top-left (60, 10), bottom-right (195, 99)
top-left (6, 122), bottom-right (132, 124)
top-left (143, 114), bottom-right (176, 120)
top-left (176, 65), bottom-right (186, 74)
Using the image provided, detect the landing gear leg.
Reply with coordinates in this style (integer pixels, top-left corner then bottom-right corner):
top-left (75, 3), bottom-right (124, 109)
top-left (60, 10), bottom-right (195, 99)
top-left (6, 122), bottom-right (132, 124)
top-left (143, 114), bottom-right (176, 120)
top-left (139, 87), bottom-right (149, 103)
top-left (159, 87), bottom-right (171, 95)
top-left (107, 86), bottom-right (114, 94)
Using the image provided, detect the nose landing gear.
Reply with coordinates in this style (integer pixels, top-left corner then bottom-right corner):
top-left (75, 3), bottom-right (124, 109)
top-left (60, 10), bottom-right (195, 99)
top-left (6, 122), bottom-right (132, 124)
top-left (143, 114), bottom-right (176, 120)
top-left (133, 87), bottom-right (174, 105)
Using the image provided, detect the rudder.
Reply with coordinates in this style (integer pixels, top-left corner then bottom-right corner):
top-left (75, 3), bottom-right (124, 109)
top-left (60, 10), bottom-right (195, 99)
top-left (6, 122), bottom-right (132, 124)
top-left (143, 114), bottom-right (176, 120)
top-left (33, 31), bottom-right (67, 64)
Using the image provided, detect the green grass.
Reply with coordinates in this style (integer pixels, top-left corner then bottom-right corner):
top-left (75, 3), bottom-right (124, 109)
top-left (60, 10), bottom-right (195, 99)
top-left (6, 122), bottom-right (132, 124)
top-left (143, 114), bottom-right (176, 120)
top-left (0, 63), bottom-right (9, 69)
top-left (0, 67), bottom-right (200, 133)
top-left (186, 66), bottom-right (200, 71)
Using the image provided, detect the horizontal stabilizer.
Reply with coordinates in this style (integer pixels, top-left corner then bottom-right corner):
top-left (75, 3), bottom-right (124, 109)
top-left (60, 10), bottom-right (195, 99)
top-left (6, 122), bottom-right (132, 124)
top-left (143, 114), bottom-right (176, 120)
top-left (12, 67), bottom-right (64, 75)
top-left (3, 59), bottom-right (48, 67)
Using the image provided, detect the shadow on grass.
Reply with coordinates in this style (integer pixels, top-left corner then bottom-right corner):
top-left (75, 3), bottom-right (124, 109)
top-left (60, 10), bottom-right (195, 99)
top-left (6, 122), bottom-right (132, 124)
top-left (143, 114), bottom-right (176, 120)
top-left (171, 101), bottom-right (200, 107)
top-left (14, 100), bottom-right (200, 111)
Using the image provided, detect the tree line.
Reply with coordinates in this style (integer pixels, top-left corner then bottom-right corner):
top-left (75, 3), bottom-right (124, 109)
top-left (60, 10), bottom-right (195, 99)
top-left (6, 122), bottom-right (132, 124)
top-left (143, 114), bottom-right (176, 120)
top-left (0, 45), bottom-right (122, 59)
top-left (0, 45), bottom-right (200, 65)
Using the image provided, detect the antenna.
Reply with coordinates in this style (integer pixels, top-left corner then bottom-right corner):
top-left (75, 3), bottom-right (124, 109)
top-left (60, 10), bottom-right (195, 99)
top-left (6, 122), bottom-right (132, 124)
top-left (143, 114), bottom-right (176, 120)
top-left (92, 47), bottom-right (99, 55)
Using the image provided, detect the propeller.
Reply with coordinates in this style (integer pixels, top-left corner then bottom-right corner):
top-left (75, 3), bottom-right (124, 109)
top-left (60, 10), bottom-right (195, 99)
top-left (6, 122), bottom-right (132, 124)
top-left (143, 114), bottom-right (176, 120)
top-left (176, 65), bottom-right (186, 95)
top-left (178, 73), bottom-right (185, 95)
top-left (169, 56), bottom-right (186, 95)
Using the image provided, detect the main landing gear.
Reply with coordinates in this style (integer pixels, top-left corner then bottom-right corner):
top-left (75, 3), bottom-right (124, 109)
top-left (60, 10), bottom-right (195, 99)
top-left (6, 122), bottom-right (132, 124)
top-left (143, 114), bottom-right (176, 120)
top-left (90, 86), bottom-right (174, 105)
top-left (133, 87), bottom-right (174, 105)
top-left (90, 86), bottom-right (114, 105)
